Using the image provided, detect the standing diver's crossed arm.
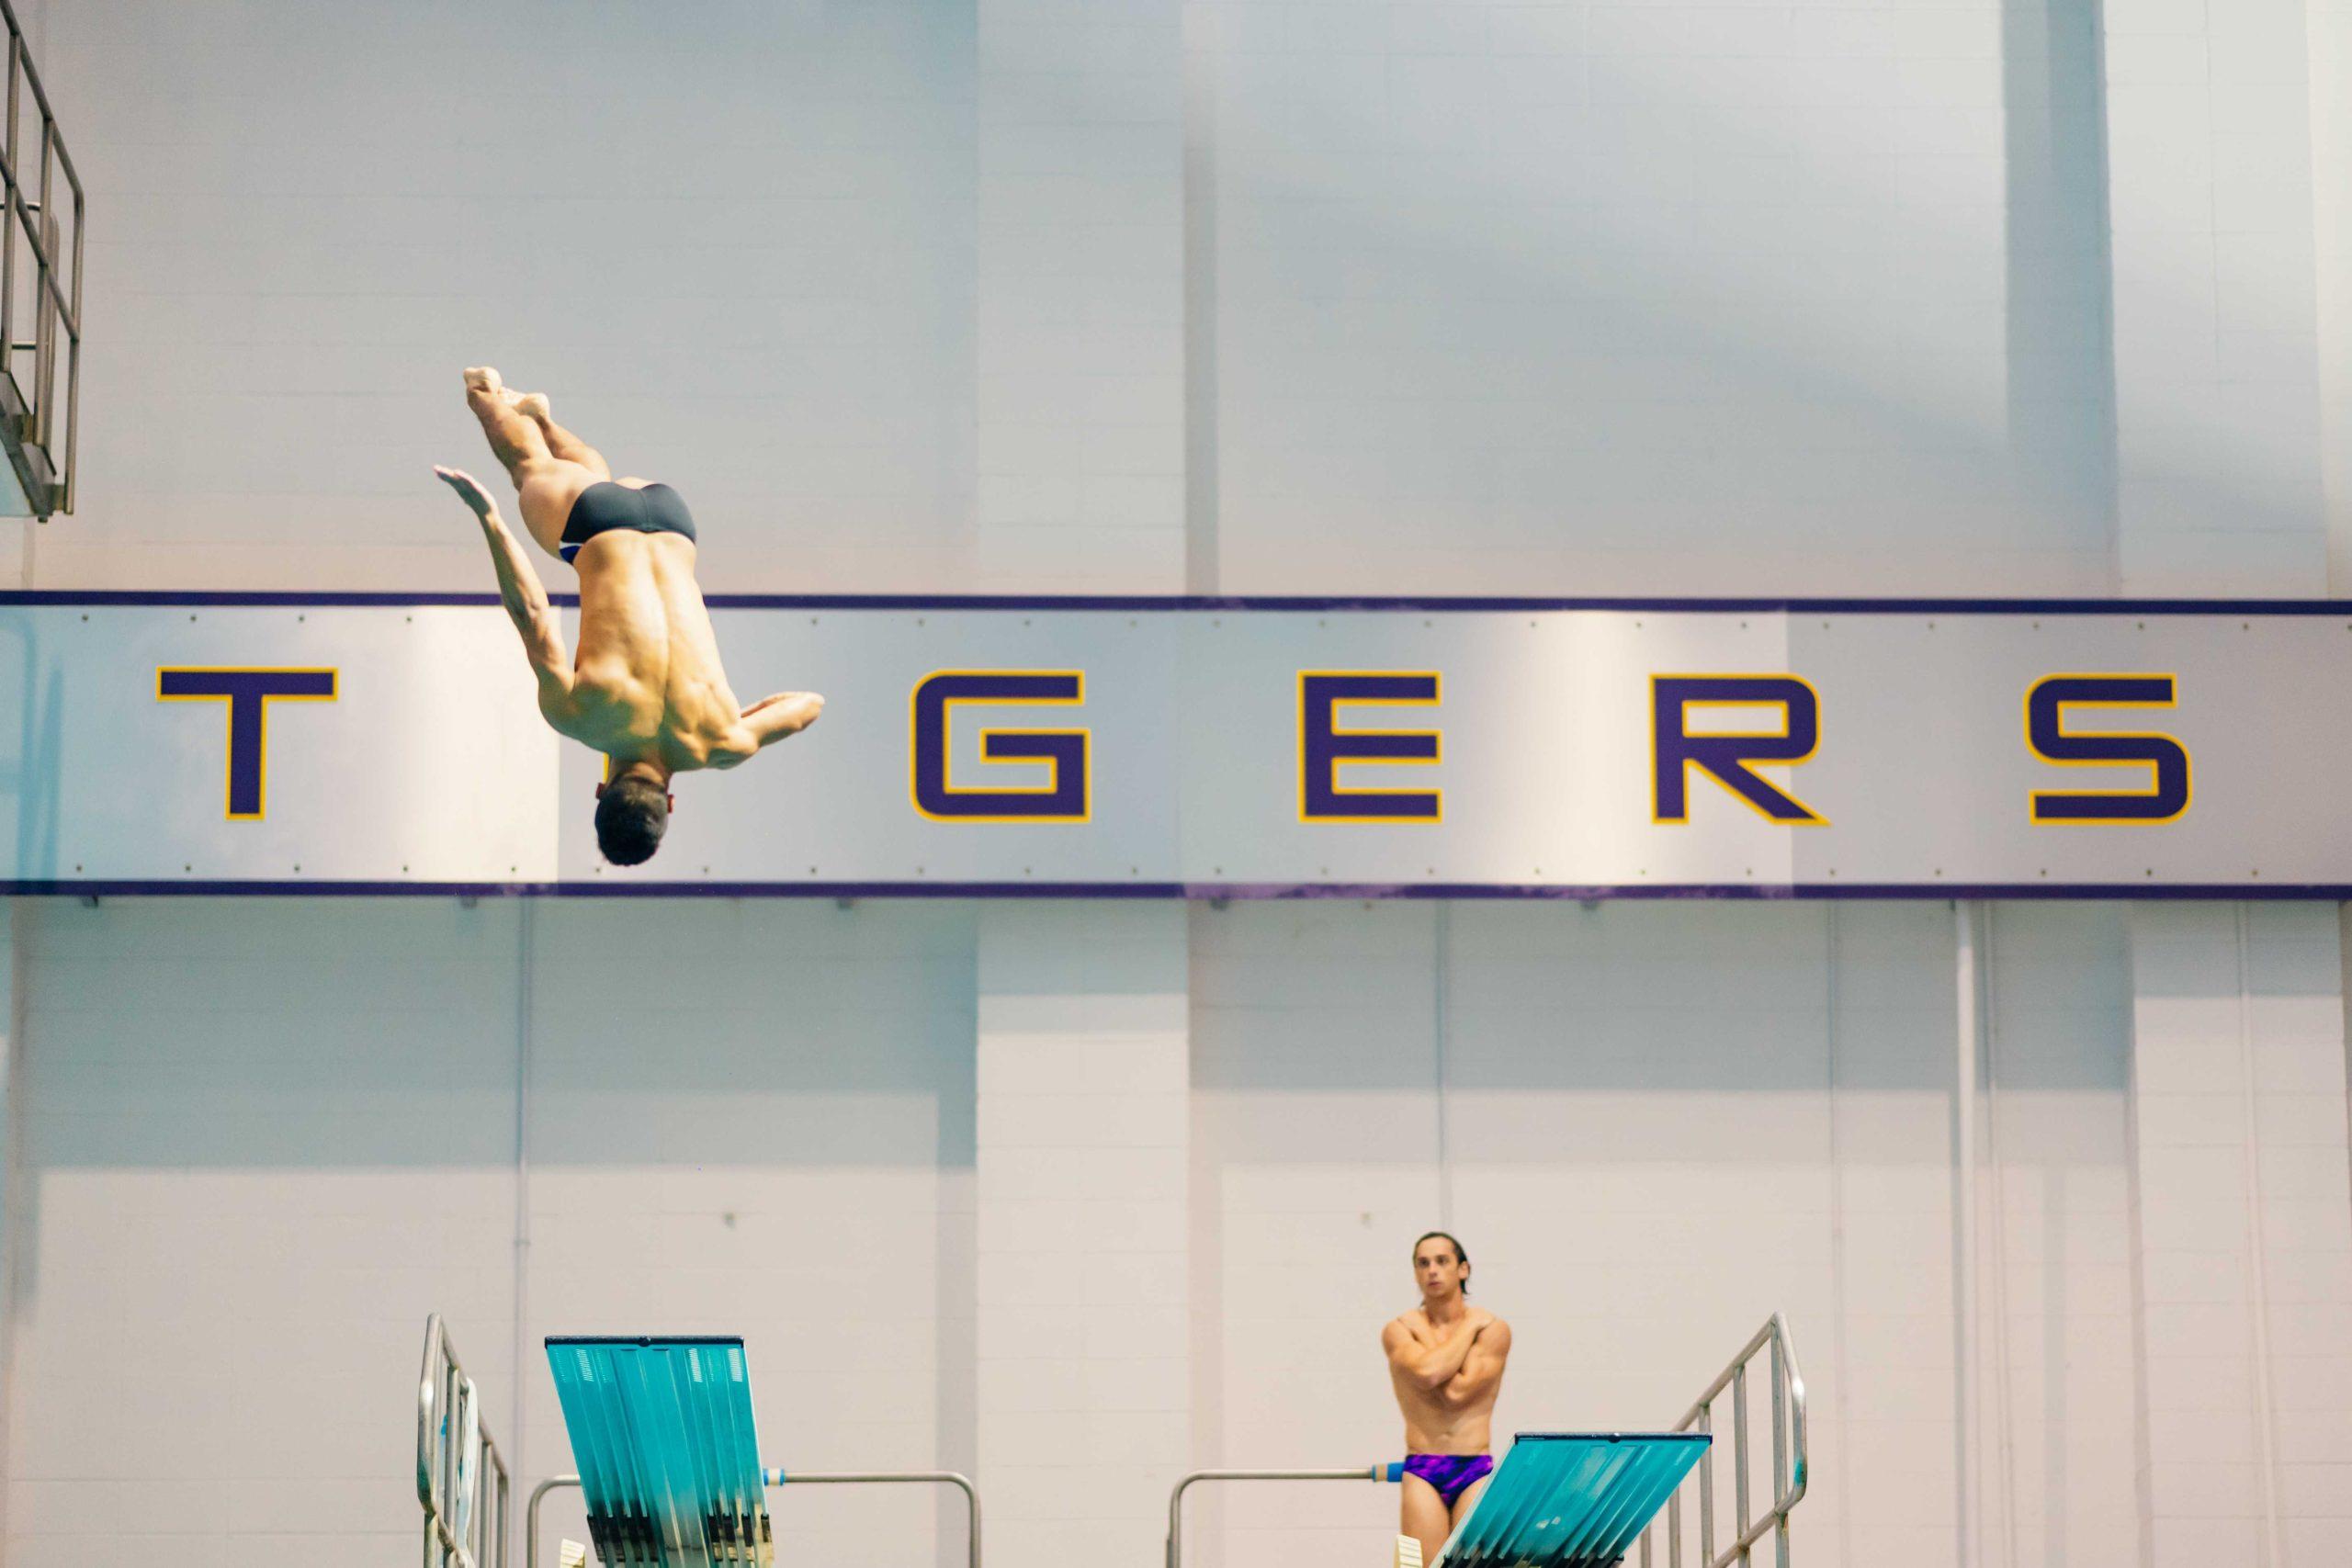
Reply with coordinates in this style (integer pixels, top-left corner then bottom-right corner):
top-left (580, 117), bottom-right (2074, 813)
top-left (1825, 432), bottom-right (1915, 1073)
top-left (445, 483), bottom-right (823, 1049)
top-left (1385, 1312), bottom-right (1490, 1393)
top-left (435, 466), bottom-right (579, 723)
top-left (1443, 1317), bottom-right (1510, 1404)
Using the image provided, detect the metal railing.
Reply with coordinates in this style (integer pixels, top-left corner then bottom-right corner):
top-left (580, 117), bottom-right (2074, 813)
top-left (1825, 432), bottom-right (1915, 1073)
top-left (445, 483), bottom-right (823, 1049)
top-left (420, 1315), bottom-right (513, 1568)
top-left (1637, 1314), bottom-right (1808, 1568)
top-left (0, 0), bottom-right (79, 518)
top-left (526, 1468), bottom-right (981, 1568)
top-left (1166, 1465), bottom-right (1399, 1568)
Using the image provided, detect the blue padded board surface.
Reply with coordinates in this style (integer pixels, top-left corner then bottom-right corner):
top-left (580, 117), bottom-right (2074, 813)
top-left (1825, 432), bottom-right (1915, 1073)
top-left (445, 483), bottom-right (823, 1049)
top-left (547, 1336), bottom-right (771, 1567)
top-left (1434, 1433), bottom-right (1710, 1568)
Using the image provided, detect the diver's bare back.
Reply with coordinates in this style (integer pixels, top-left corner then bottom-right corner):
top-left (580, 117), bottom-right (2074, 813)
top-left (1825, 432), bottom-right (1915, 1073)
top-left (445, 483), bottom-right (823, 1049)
top-left (564, 528), bottom-right (750, 771)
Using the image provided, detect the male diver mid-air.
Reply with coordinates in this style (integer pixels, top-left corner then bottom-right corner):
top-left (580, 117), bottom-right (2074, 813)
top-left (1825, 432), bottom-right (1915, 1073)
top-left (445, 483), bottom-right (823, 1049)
top-left (1382, 1230), bottom-right (1512, 1568)
top-left (436, 367), bottom-right (822, 865)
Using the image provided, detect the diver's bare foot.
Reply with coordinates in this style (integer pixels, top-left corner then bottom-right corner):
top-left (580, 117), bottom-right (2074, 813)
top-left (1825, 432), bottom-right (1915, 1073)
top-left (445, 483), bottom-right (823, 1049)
top-left (512, 390), bottom-right (550, 421)
top-left (463, 366), bottom-right (503, 395)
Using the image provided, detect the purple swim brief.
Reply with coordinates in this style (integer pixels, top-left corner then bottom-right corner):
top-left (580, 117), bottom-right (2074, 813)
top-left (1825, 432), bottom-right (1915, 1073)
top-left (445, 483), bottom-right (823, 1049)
top-left (1403, 1452), bottom-right (1495, 1508)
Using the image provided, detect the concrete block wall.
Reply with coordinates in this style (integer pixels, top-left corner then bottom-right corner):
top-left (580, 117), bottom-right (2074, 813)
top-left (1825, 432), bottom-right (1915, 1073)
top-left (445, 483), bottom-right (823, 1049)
top-left (2103, 0), bottom-right (2329, 592)
top-left (1187, 897), bottom-right (2267, 1568)
top-left (519, 900), bottom-right (979, 1568)
top-left (2, 889), bottom-right (2346, 1565)
top-left (1188, 900), bottom-right (1442, 1568)
top-left (36, 0), bottom-right (2352, 599)
top-left (31, 0), bottom-right (978, 592)
top-left (3, 897), bottom-right (978, 1568)
top-left (19, 0), bottom-right (2352, 595)
top-left (1970, 903), bottom-right (2141, 1567)
top-left (1823, 899), bottom-right (1972, 1567)
top-left (2126, 904), bottom-right (2352, 1568)
top-left (5, 898), bottom-right (526, 1566)
top-left (2317, 0), bottom-right (2352, 593)
top-left (977, 902), bottom-right (1191, 1568)
top-left (976, 0), bottom-right (1186, 591)
top-left (0, 4), bottom-right (2347, 1567)
top-left (1189, 0), bottom-right (2116, 596)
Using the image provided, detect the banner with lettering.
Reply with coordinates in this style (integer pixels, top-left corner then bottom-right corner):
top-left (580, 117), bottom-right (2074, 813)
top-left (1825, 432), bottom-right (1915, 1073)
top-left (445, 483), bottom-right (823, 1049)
top-left (1, 593), bottom-right (2342, 897)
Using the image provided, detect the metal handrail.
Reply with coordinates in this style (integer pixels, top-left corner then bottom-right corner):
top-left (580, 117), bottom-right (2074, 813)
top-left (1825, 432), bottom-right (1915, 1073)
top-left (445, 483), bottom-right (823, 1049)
top-left (0, 0), bottom-right (80, 517)
top-left (419, 1315), bottom-right (512, 1568)
top-left (1639, 1314), bottom-right (1808, 1568)
top-left (527, 1468), bottom-right (981, 1568)
top-left (1166, 1465), bottom-right (1399, 1568)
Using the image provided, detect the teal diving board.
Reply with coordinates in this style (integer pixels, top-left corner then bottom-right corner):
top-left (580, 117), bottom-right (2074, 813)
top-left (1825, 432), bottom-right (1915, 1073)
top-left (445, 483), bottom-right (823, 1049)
top-left (546, 1336), bottom-right (771, 1566)
top-left (1435, 1433), bottom-right (1710, 1568)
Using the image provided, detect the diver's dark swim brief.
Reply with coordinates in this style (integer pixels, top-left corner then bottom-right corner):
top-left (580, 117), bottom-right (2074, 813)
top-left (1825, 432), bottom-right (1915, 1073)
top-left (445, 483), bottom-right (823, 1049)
top-left (1403, 1452), bottom-right (1494, 1507)
top-left (560, 480), bottom-right (698, 564)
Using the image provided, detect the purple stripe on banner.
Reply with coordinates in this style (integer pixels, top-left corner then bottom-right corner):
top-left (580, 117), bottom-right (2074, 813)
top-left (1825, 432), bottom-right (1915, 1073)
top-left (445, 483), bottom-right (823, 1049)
top-left (5, 880), bottom-right (2344, 900)
top-left (9, 591), bottom-right (2352, 615)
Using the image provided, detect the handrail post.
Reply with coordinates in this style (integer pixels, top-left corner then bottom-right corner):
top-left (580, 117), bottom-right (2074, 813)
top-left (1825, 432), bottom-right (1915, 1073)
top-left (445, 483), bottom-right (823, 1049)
top-left (1731, 1360), bottom-right (1750, 1565)
top-left (3, 28), bottom-right (17, 403)
top-left (1697, 1405), bottom-right (1715, 1566)
top-left (1770, 1331), bottom-right (1789, 1568)
top-left (526, 1477), bottom-right (579, 1568)
top-left (1165, 1467), bottom-right (1394, 1568)
top-left (62, 172), bottom-right (77, 510)
top-left (31, 112), bottom-right (50, 450)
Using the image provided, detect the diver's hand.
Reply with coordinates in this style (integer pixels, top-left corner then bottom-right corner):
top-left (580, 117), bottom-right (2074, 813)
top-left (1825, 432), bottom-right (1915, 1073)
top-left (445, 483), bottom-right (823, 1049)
top-left (434, 464), bottom-right (500, 525)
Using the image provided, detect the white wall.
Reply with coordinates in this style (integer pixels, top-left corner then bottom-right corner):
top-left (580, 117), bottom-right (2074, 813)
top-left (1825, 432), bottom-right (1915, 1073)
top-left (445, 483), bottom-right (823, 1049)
top-left (4, 2), bottom-right (2351, 1565)
top-left (976, 903), bottom-right (1191, 1568)
top-left (6, 898), bottom-right (526, 1565)
top-left (22, 0), bottom-right (2351, 596)
top-left (2125, 904), bottom-right (2352, 1568)
top-left (1971, 902), bottom-right (2141, 1568)
top-left (6, 0), bottom-right (2271, 599)
top-left (2315, 0), bottom-right (2352, 592)
top-left (1189, 897), bottom-right (1441, 1568)
top-left (34, 0), bottom-right (977, 592)
top-left (520, 900), bottom-right (978, 1568)
top-left (2104, 0), bottom-right (2329, 593)
top-left (5, 897), bottom-right (978, 1568)
top-left (1, 889), bottom-right (2344, 1568)
top-left (1189, 1), bottom-right (2119, 596)
top-left (12, 0), bottom-right (2348, 596)
top-left (1193, 898), bottom-right (2152, 1568)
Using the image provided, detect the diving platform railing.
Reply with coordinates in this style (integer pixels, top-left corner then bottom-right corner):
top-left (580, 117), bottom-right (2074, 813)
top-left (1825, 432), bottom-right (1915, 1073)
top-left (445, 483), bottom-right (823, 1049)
top-left (1166, 1465), bottom-right (1402, 1568)
top-left (420, 1314), bottom-right (514, 1568)
top-left (1639, 1314), bottom-right (1807, 1568)
top-left (0, 0), bottom-right (78, 519)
